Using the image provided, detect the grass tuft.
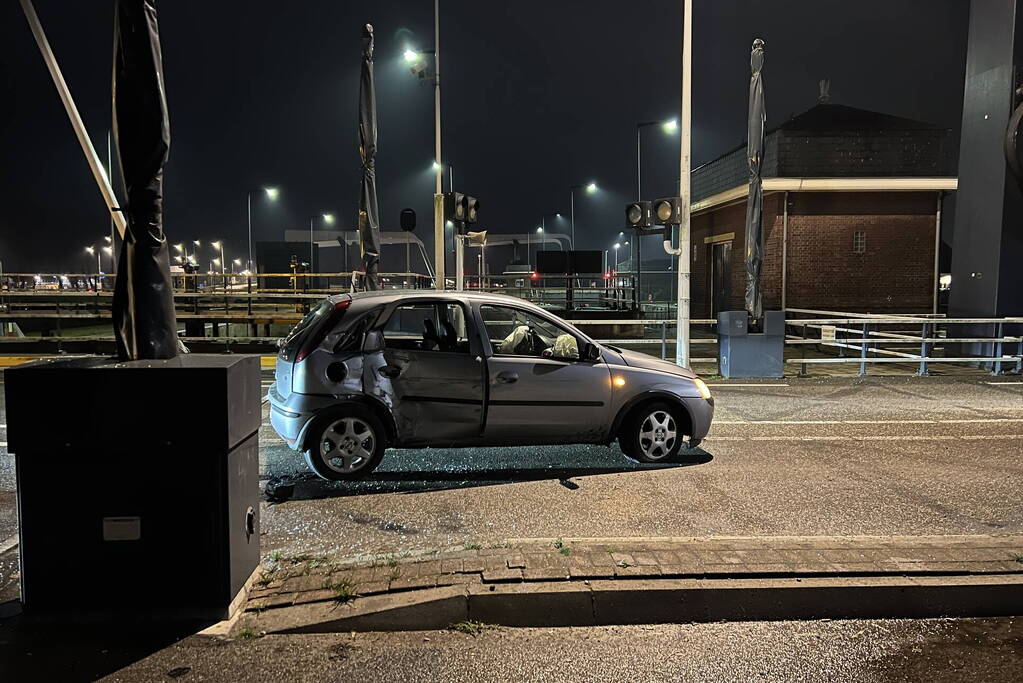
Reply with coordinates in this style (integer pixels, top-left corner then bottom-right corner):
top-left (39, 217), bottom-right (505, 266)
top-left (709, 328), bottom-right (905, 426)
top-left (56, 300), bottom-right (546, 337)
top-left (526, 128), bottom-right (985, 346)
top-left (449, 620), bottom-right (498, 637)
top-left (236, 628), bottom-right (262, 640)
top-left (326, 578), bottom-right (359, 604)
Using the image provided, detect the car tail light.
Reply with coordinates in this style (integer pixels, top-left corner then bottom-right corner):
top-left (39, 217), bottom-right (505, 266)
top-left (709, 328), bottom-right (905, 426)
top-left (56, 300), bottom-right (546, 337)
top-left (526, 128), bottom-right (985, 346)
top-left (296, 299), bottom-right (351, 362)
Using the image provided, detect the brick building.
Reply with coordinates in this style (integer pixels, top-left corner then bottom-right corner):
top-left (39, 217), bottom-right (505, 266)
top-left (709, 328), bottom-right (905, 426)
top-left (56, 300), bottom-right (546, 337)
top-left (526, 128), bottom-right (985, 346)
top-left (690, 102), bottom-right (957, 316)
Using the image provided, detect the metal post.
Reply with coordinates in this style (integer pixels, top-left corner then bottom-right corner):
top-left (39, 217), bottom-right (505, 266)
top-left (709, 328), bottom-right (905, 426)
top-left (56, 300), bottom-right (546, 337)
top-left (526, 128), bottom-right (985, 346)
top-left (781, 191), bottom-right (788, 311)
top-left (859, 322), bottom-right (869, 376)
top-left (933, 192), bottom-right (942, 314)
top-left (917, 322), bottom-right (930, 376)
top-left (455, 235), bottom-right (464, 291)
top-left (661, 0), bottom-right (692, 368)
top-left (661, 321), bottom-right (667, 360)
top-left (570, 190), bottom-right (575, 248)
top-left (107, 130), bottom-right (116, 274)
top-left (309, 217), bottom-right (314, 272)
top-left (247, 192), bottom-right (253, 272)
top-left (432, 0), bottom-right (445, 290)
top-left (20, 0), bottom-right (126, 239)
top-left (993, 322), bottom-right (1004, 376)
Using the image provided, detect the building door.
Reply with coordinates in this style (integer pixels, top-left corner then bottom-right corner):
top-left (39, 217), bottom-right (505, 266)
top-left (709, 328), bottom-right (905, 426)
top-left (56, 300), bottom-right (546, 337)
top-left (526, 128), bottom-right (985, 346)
top-left (711, 241), bottom-right (732, 315)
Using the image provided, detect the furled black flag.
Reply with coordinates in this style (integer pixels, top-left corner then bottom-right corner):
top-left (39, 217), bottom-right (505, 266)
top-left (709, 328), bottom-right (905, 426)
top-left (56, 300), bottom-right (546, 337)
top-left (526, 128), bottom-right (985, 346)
top-left (359, 24), bottom-right (382, 291)
top-left (111, 0), bottom-right (178, 359)
top-left (744, 38), bottom-right (766, 323)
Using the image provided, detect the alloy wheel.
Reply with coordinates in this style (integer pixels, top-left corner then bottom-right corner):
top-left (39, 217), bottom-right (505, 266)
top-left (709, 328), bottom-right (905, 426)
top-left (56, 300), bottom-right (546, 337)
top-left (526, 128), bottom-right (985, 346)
top-left (638, 410), bottom-right (677, 460)
top-left (320, 417), bottom-right (376, 474)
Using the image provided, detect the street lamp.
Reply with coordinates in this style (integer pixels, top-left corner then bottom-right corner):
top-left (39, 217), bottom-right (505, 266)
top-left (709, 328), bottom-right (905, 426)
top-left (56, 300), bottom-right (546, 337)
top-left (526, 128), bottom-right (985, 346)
top-left (401, 0), bottom-right (443, 289)
top-left (635, 117), bottom-right (679, 303)
top-left (84, 245), bottom-right (100, 274)
top-left (211, 241), bottom-right (226, 278)
top-left (247, 186), bottom-right (279, 273)
top-left (569, 183), bottom-right (597, 248)
top-left (102, 245), bottom-right (113, 272)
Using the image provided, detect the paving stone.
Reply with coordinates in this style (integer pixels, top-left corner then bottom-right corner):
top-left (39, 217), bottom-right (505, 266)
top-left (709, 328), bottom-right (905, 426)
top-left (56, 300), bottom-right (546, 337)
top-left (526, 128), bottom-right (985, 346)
top-left (389, 576), bottom-right (438, 591)
top-left (630, 552), bottom-right (659, 566)
top-left (413, 560), bottom-right (443, 576)
top-left (461, 558), bottom-right (485, 573)
top-left (291, 589), bottom-right (337, 606)
top-left (610, 553), bottom-right (635, 566)
top-left (522, 567), bottom-right (571, 581)
top-left (482, 568), bottom-right (523, 582)
top-left (587, 552), bottom-right (617, 567)
top-left (435, 574), bottom-right (477, 587)
top-left (613, 564), bottom-right (660, 577)
top-left (569, 566), bottom-right (613, 580)
top-left (440, 559), bottom-right (464, 574)
top-left (281, 574), bottom-right (329, 594)
top-left (506, 554), bottom-right (526, 569)
top-left (357, 581), bottom-right (391, 596)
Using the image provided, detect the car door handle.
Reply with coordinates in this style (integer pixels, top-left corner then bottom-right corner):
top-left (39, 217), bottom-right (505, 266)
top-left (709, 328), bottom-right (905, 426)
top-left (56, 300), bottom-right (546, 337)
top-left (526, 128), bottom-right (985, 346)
top-left (378, 365), bottom-right (401, 379)
top-left (495, 371), bottom-right (518, 384)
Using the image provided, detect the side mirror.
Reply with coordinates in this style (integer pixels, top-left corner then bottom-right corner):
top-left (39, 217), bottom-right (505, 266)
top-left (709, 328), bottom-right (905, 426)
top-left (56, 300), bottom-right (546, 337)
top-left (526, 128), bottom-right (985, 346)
top-left (362, 330), bottom-right (385, 353)
top-left (581, 342), bottom-right (600, 362)
top-left (400, 208), bottom-right (417, 232)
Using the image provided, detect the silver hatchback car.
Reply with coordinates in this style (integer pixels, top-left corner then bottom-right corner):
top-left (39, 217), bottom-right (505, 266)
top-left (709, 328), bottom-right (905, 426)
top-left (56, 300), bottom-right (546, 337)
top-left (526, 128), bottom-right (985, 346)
top-left (268, 291), bottom-right (714, 481)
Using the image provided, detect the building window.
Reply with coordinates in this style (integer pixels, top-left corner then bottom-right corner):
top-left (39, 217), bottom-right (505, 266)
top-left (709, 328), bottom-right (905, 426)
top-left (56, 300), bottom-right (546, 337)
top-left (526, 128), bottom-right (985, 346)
top-left (853, 230), bottom-right (866, 254)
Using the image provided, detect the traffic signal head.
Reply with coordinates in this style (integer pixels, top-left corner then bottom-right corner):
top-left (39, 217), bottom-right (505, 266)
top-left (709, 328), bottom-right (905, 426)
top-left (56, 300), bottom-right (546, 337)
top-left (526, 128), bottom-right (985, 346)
top-left (652, 197), bottom-right (682, 225)
top-left (625, 201), bottom-right (651, 229)
top-left (465, 196), bottom-right (479, 224)
top-left (443, 192), bottom-right (467, 223)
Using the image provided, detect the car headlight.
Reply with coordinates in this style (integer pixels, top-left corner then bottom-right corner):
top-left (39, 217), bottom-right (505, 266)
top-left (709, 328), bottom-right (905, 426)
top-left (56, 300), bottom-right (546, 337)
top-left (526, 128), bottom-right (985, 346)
top-left (693, 377), bottom-right (712, 400)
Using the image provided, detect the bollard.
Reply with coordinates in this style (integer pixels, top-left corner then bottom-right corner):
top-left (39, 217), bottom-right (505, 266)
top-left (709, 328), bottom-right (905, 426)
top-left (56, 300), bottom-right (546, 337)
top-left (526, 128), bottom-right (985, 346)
top-left (859, 322), bottom-right (869, 376)
top-left (917, 322), bottom-right (930, 376)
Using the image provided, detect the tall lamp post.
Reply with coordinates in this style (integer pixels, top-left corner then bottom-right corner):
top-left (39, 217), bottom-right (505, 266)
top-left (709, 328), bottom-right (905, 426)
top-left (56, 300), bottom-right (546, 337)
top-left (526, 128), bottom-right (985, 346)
top-left (248, 186), bottom-right (279, 273)
top-left (636, 118), bottom-right (678, 303)
top-left (402, 0), bottom-right (443, 290)
top-left (569, 183), bottom-right (597, 249)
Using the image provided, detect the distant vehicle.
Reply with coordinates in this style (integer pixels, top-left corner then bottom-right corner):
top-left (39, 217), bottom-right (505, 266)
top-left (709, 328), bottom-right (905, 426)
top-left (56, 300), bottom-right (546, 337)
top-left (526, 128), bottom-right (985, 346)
top-left (268, 291), bottom-right (714, 480)
top-left (34, 276), bottom-right (60, 291)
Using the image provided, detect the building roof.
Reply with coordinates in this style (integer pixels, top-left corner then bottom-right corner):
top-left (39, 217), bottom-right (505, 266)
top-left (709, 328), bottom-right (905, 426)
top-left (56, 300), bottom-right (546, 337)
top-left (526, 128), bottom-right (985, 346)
top-left (692, 101), bottom-right (954, 202)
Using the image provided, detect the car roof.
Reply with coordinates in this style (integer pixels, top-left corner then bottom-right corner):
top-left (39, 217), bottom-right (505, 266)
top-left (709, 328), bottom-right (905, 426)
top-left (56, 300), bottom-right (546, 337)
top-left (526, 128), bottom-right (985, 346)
top-left (334, 289), bottom-right (545, 309)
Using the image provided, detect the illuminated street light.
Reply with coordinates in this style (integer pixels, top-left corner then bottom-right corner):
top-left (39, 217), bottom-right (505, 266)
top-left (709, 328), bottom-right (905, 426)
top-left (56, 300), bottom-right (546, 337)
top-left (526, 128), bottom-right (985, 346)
top-left (247, 186), bottom-right (280, 273)
top-left (264, 187), bottom-right (279, 201)
top-left (173, 243), bottom-right (183, 252)
top-left (323, 213), bottom-right (335, 224)
top-left (569, 184), bottom-right (598, 248)
top-left (663, 118), bottom-right (678, 133)
top-left (403, 48), bottom-right (420, 63)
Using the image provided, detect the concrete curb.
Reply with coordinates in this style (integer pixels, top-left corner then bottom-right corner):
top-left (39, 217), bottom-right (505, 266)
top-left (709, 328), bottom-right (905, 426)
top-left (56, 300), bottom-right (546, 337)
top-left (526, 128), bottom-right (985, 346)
top-left (238, 573), bottom-right (1023, 634)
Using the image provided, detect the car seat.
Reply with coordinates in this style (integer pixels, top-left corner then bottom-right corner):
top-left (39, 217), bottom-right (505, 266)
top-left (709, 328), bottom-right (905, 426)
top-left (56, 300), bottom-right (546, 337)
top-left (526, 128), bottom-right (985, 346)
top-left (439, 319), bottom-right (458, 352)
top-left (422, 319), bottom-right (442, 351)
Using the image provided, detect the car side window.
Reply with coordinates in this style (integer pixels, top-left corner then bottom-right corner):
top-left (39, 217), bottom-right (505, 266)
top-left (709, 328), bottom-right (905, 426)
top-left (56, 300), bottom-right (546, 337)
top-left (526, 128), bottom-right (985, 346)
top-left (383, 302), bottom-right (469, 353)
top-left (479, 305), bottom-right (580, 360)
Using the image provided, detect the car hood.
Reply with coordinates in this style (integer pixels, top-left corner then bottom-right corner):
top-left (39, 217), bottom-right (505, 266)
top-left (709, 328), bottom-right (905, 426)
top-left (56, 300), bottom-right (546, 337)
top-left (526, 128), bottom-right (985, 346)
top-left (612, 347), bottom-right (698, 379)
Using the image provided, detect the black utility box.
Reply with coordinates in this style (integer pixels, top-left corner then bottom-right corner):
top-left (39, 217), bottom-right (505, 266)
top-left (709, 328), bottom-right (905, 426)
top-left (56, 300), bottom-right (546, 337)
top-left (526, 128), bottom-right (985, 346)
top-left (6, 355), bottom-right (261, 620)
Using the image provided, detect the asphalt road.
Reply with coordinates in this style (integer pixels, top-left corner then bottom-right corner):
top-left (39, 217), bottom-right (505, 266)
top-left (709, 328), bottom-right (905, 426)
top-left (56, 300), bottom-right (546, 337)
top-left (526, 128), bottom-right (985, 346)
top-left (256, 375), bottom-right (1023, 559)
top-left (93, 617), bottom-right (1023, 682)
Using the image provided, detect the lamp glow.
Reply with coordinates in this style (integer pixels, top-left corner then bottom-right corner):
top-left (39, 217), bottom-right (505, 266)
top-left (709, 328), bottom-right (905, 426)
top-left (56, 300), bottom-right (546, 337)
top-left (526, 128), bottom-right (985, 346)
top-left (613, 377), bottom-right (626, 388)
top-left (404, 48), bottom-right (419, 63)
top-left (663, 118), bottom-right (678, 132)
top-left (585, 182), bottom-right (597, 193)
top-left (264, 187), bottom-right (280, 201)
top-left (693, 378), bottom-right (712, 400)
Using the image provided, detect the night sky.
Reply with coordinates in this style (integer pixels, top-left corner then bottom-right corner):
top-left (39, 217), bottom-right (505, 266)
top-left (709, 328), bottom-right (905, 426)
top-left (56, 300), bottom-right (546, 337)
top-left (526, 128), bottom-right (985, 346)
top-left (1, 0), bottom-right (969, 273)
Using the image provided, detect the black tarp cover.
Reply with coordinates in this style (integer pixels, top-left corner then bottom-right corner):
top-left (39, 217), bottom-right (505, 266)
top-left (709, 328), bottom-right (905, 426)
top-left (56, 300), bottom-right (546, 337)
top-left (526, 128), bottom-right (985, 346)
top-left (359, 24), bottom-right (382, 291)
top-left (111, 0), bottom-right (178, 359)
top-left (743, 38), bottom-right (766, 322)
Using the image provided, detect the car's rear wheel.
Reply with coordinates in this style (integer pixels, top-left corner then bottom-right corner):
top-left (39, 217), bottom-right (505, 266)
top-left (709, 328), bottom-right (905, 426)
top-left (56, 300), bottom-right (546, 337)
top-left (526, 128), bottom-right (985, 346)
top-left (618, 401), bottom-right (685, 463)
top-left (303, 407), bottom-right (385, 481)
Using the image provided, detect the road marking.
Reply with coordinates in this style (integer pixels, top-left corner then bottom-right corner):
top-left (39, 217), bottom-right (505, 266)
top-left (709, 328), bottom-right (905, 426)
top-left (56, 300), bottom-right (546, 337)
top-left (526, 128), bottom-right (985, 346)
top-left (706, 383), bottom-right (789, 388)
top-left (0, 534), bottom-right (17, 555)
top-left (707, 434), bottom-right (1023, 443)
top-left (714, 418), bottom-right (1023, 426)
top-left (984, 381), bottom-right (1023, 385)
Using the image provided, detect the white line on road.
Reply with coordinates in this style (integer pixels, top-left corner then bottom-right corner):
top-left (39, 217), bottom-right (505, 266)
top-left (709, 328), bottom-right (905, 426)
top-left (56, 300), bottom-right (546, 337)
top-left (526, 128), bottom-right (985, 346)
top-left (714, 418), bottom-right (1023, 426)
top-left (0, 534), bottom-right (17, 555)
top-left (707, 434), bottom-right (1023, 443)
top-left (984, 382), bottom-right (1023, 385)
top-left (706, 383), bottom-right (789, 388)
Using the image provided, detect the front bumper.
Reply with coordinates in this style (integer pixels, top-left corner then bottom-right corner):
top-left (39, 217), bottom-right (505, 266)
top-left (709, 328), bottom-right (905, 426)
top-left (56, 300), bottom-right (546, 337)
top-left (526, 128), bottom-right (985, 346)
top-left (681, 396), bottom-right (715, 446)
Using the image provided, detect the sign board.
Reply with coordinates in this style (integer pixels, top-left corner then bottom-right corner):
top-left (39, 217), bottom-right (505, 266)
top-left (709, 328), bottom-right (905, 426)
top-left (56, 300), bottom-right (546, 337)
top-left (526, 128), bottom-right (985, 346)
top-left (821, 325), bottom-right (836, 343)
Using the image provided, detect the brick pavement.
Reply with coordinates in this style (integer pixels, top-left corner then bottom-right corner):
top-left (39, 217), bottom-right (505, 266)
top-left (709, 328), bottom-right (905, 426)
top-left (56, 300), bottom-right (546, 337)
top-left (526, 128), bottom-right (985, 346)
top-left (246, 535), bottom-right (1023, 614)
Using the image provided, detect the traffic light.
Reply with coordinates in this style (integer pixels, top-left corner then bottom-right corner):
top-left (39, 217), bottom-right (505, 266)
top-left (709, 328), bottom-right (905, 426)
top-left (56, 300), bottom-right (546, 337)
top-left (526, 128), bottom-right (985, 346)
top-left (443, 192), bottom-right (467, 223)
top-left (652, 197), bottom-right (682, 225)
top-left (625, 201), bottom-right (651, 229)
top-left (443, 192), bottom-right (479, 228)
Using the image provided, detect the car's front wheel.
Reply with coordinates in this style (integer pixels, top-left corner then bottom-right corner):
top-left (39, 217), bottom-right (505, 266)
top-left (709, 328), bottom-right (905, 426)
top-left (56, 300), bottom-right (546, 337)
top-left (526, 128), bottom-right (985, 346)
top-left (303, 407), bottom-right (386, 481)
top-left (618, 401), bottom-right (686, 463)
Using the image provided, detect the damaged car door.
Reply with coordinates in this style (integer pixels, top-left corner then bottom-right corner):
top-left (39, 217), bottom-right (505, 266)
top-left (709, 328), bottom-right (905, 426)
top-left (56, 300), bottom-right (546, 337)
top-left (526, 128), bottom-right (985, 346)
top-left (371, 300), bottom-right (484, 446)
